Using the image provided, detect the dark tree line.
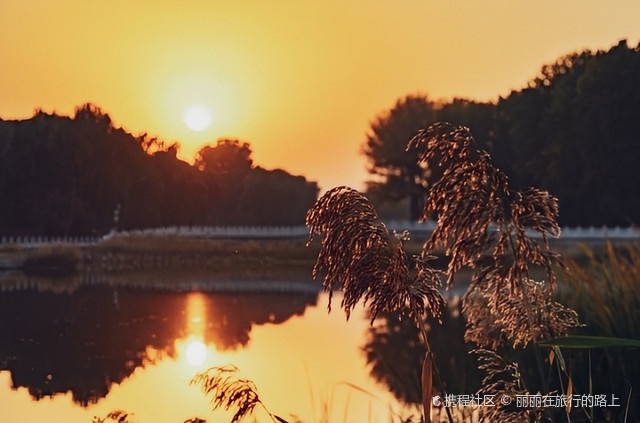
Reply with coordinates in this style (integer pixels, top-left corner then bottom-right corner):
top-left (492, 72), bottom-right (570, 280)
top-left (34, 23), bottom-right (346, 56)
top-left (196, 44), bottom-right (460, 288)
top-left (364, 40), bottom-right (640, 226)
top-left (0, 104), bottom-right (319, 236)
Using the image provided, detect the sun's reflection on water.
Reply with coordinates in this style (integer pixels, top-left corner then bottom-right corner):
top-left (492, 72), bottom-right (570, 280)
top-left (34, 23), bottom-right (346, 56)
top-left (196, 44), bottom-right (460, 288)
top-left (186, 292), bottom-right (206, 336)
top-left (184, 338), bottom-right (208, 366)
top-left (179, 292), bottom-right (210, 367)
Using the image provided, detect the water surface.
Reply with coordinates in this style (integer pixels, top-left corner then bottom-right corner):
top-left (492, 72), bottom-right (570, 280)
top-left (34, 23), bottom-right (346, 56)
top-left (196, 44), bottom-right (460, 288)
top-left (0, 280), bottom-right (410, 423)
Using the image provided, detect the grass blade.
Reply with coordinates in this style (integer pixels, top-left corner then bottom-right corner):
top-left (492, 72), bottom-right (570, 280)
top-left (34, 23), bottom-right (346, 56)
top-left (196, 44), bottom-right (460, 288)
top-left (566, 377), bottom-right (573, 415)
top-left (422, 352), bottom-right (432, 423)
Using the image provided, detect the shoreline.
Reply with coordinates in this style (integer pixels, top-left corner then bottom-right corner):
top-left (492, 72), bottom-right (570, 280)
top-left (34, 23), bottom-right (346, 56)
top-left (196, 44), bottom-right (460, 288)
top-left (0, 235), bottom-right (322, 271)
top-left (0, 233), bottom-right (635, 286)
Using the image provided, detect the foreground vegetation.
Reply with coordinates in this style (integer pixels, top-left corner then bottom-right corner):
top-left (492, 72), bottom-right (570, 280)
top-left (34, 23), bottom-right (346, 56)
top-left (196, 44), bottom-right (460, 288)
top-left (3, 126), bottom-right (637, 421)
top-left (89, 124), bottom-right (638, 423)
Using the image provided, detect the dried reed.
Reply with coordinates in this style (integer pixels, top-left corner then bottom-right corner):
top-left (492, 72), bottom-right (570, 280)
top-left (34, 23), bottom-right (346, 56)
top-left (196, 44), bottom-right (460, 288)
top-left (91, 410), bottom-right (137, 423)
top-left (408, 123), bottom-right (578, 351)
top-left (558, 242), bottom-right (640, 339)
top-left (306, 186), bottom-right (445, 326)
top-left (305, 122), bottom-right (580, 422)
top-left (190, 364), bottom-right (288, 423)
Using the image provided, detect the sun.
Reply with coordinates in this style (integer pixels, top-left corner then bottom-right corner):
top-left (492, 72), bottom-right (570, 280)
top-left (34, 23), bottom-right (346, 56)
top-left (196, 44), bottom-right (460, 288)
top-left (182, 103), bottom-right (213, 132)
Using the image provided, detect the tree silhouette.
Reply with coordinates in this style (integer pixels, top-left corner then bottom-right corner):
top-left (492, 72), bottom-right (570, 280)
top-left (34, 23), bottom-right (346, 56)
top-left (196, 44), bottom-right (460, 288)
top-left (363, 40), bottom-right (640, 227)
top-left (0, 112), bottom-right (318, 234)
top-left (195, 139), bottom-right (253, 177)
top-left (362, 95), bottom-right (438, 220)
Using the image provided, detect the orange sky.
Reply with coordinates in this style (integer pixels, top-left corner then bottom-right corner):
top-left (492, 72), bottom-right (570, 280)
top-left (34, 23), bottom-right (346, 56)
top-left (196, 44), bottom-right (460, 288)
top-left (2, 0), bottom-right (640, 191)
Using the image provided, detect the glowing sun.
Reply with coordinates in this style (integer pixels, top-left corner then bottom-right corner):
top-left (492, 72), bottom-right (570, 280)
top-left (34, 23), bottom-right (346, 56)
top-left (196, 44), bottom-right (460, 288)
top-left (182, 103), bottom-right (213, 131)
top-left (185, 339), bottom-right (208, 366)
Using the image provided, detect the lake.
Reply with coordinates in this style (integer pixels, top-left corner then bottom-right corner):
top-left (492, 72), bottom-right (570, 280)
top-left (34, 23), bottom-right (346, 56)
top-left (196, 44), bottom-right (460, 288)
top-left (0, 275), bottom-right (428, 423)
top-left (3, 235), bottom-right (637, 422)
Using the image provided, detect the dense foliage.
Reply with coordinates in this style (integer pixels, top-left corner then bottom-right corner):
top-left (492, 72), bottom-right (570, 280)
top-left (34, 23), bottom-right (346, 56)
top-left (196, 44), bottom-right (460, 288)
top-left (364, 40), bottom-right (640, 226)
top-left (0, 105), bottom-right (318, 235)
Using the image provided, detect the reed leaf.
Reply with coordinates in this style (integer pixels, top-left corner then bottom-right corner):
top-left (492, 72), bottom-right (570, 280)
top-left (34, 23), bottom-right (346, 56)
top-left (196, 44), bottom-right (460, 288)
top-left (539, 335), bottom-right (640, 348)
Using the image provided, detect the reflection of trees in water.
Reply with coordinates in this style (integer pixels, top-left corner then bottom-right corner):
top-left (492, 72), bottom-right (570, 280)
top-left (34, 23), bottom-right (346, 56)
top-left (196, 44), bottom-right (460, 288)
top-left (0, 285), bottom-right (317, 405)
top-left (364, 297), bottom-right (482, 405)
top-left (199, 290), bottom-right (317, 349)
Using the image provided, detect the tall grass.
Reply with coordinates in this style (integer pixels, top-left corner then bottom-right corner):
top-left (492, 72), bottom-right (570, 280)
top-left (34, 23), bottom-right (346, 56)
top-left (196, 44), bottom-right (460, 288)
top-left (548, 242), bottom-right (640, 422)
top-left (557, 242), bottom-right (640, 339)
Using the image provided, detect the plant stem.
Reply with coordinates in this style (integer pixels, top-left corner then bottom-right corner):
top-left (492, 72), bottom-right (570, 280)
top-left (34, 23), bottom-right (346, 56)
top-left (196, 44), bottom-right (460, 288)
top-left (624, 386), bottom-right (632, 423)
top-left (554, 355), bottom-right (571, 422)
top-left (588, 349), bottom-right (593, 422)
top-left (533, 343), bottom-right (550, 394)
top-left (418, 320), bottom-right (454, 423)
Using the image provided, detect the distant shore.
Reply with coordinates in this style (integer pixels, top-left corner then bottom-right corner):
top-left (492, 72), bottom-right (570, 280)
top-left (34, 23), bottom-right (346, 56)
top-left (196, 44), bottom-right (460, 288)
top-left (0, 234), bottom-right (322, 274)
top-left (0, 232), bottom-right (633, 280)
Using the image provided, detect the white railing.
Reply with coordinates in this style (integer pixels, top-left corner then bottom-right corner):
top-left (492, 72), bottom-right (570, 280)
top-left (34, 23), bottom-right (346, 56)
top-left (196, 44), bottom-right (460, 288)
top-left (1, 223), bottom-right (639, 245)
top-left (0, 235), bottom-right (99, 246)
top-left (105, 223), bottom-right (640, 241)
top-left (557, 226), bottom-right (639, 239)
top-left (107, 225), bottom-right (640, 240)
top-left (109, 225), bottom-right (311, 239)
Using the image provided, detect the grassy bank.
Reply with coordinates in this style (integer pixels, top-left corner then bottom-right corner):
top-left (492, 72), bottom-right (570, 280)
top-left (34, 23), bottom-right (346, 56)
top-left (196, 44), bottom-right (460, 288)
top-left (0, 233), bottom-right (630, 277)
top-left (0, 234), bottom-right (325, 278)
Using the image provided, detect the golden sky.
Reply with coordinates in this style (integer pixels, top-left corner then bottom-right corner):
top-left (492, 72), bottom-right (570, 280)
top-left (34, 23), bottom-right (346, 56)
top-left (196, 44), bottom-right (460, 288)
top-left (2, 0), bottom-right (640, 191)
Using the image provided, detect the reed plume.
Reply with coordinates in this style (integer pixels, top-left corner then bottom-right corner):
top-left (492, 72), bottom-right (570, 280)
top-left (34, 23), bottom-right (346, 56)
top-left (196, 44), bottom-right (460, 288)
top-left (306, 186), bottom-right (446, 422)
top-left (408, 122), bottom-right (579, 350)
top-left (91, 411), bottom-right (137, 423)
top-left (306, 186), bottom-right (445, 325)
top-left (305, 122), bottom-right (581, 422)
top-left (407, 122), bottom-right (580, 421)
top-left (190, 365), bottom-right (288, 423)
top-left (473, 349), bottom-right (542, 423)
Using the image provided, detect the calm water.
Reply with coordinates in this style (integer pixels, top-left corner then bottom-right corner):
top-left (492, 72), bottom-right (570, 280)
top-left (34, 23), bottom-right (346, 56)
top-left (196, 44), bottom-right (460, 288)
top-left (0, 277), bottom-right (419, 423)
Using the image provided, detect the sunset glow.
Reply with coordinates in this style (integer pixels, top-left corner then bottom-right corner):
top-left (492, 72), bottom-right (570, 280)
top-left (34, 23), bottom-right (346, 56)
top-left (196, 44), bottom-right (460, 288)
top-left (180, 292), bottom-right (210, 368)
top-left (2, 1), bottom-right (640, 190)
